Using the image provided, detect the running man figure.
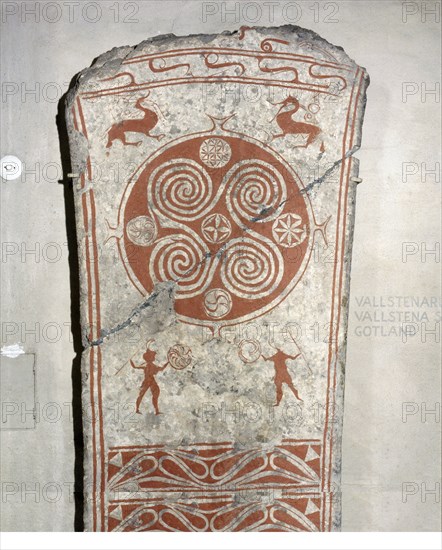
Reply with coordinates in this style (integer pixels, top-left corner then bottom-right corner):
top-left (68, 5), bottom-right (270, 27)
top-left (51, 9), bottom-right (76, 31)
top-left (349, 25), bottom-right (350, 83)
top-left (263, 349), bottom-right (303, 406)
top-left (131, 346), bottom-right (167, 415)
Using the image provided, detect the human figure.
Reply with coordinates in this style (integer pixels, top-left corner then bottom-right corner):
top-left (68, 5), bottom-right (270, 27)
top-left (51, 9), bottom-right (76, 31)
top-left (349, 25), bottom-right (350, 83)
top-left (262, 350), bottom-right (303, 406)
top-left (131, 346), bottom-right (168, 415)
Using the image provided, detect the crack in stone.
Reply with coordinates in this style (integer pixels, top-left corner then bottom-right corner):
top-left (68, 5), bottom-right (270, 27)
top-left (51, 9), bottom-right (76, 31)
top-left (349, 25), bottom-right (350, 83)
top-left (85, 282), bottom-right (175, 347)
top-left (301, 144), bottom-right (360, 195)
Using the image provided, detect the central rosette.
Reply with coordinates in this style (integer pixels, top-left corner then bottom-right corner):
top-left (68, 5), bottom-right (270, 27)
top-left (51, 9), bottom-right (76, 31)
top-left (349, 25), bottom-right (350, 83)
top-left (122, 134), bottom-right (311, 325)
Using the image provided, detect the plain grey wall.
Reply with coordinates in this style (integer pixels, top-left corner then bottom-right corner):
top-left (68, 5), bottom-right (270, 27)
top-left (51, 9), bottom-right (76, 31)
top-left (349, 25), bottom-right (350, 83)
top-left (1, 0), bottom-right (440, 531)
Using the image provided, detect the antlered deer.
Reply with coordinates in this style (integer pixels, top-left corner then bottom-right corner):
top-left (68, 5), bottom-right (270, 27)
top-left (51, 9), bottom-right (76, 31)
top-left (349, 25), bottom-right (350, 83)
top-left (106, 95), bottom-right (164, 148)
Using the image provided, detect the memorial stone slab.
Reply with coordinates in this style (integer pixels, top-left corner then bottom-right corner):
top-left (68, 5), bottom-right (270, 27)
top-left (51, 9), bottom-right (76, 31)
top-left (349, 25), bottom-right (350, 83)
top-left (65, 25), bottom-right (369, 532)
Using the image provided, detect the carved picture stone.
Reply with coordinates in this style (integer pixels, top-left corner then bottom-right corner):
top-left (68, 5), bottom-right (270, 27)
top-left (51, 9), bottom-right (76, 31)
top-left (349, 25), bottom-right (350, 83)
top-left (65, 25), bottom-right (369, 531)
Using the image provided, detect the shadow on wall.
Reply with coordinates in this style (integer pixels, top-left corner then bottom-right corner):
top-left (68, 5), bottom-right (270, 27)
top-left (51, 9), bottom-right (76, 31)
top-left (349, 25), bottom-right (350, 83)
top-left (56, 75), bottom-right (84, 532)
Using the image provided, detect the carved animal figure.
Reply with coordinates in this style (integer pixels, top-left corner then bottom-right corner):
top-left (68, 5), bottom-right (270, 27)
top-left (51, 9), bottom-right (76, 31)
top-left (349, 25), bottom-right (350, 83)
top-left (271, 95), bottom-right (321, 147)
top-left (106, 95), bottom-right (164, 148)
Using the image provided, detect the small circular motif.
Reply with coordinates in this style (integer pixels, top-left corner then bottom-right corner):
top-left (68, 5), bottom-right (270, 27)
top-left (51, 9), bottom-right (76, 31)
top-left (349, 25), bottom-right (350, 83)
top-left (199, 138), bottom-right (232, 168)
top-left (203, 288), bottom-right (232, 319)
top-left (308, 102), bottom-right (320, 114)
top-left (238, 339), bottom-right (262, 364)
top-left (126, 216), bottom-right (157, 246)
top-left (167, 344), bottom-right (192, 370)
top-left (272, 213), bottom-right (307, 248)
top-left (201, 213), bottom-right (231, 244)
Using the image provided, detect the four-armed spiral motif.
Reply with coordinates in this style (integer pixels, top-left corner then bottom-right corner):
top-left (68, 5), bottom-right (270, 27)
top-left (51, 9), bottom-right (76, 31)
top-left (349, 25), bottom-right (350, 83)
top-left (122, 134), bottom-right (311, 325)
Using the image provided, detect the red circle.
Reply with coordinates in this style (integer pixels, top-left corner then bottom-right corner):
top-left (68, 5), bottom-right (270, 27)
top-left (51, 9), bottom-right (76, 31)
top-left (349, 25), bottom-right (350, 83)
top-left (122, 134), bottom-right (310, 325)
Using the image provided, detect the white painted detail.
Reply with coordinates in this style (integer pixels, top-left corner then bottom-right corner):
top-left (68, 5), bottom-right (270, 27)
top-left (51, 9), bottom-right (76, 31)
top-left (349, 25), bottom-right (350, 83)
top-left (305, 445), bottom-right (320, 462)
top-left (1, 156), bottom-right (22, 181)
top-left (305, 499), bottom-right (320, 515)
top-left (1, 344), bottom-right (25, 358)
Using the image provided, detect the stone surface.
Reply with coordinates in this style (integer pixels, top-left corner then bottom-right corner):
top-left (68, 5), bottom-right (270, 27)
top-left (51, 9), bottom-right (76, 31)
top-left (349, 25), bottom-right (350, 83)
top-left (65, 25), bottom-right (368, 532)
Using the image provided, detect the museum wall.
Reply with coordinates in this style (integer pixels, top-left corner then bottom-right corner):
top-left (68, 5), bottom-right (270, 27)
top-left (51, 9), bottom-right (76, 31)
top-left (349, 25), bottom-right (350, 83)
top-left (1, 0), bottom-right (440, 531)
